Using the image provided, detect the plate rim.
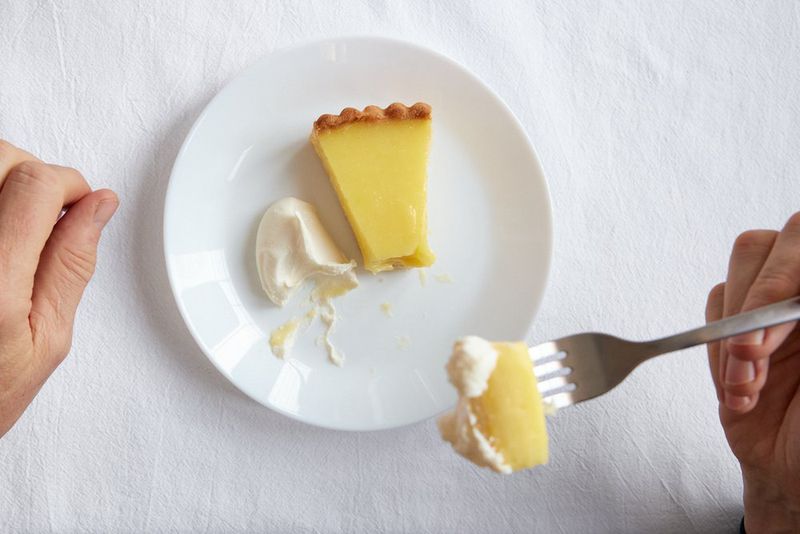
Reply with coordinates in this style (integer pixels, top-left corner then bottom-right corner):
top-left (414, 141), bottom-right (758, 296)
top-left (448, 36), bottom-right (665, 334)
top-left (162, 35), bottom-right (554, 431)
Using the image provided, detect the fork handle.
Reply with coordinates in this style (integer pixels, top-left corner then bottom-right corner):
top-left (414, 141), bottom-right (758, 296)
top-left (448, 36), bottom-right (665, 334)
top-left (642, 295), bottom-right (800, 357)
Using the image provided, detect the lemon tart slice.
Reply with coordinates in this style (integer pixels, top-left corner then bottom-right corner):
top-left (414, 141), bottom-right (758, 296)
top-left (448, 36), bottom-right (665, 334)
top-left (439, 337), bottom-right (549, 473)
top-left (310, 103), bottom-right (435, 273)
top-left (471, 341), bottom-right (549, 471)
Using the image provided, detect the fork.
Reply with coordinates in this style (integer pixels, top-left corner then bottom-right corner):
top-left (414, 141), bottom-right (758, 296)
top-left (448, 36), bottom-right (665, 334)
top-left (529, 295), bottom-right (800, 409)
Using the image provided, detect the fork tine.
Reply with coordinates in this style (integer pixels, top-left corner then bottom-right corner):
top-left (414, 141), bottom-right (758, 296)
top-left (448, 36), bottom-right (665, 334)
top-left (537, 375), bottom-right (573, 394)
top-left (530, 331), bottom-right (661, 409)
top-left (530, 341), bottom-right (578, 403)
top-left (534, 360), bottom-right (571, 382)
top-left (544, 391), bottom-right (576, 409)
top-left (528, 341), bottom-right (561, 363)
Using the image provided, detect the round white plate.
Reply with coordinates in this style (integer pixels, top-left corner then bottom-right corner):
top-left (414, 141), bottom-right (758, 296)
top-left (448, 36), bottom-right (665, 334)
top-left (164, 37), bottom-right (552, 431)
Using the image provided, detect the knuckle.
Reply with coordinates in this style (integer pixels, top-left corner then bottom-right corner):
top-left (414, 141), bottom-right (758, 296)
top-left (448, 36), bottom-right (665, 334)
top-left (785, 211), bottom-right (800, 234)
top-left (707, 282), bottom-right (726, 302)
top-left (749, 269), bottom-right (797, 306)
top-left (732, 230), bottom-right (776, 258)
top-left (8, 161), bottom-right (60, 192)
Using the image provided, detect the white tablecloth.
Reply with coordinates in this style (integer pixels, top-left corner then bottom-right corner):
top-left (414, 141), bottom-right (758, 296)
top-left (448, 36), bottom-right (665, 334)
top-left (3, 2), bottom-right (796, 532)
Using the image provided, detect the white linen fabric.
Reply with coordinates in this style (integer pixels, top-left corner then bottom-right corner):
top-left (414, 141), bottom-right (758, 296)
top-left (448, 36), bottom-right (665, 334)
top-left (2, 2), bottom-right (797, 532)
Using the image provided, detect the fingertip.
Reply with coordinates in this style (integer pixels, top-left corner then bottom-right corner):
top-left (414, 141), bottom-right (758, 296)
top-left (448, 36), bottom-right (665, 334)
top-left (726, 339), bottom-right (768, 362)
top-left (63, 189), bottom-right (118, 231)
top-left (94, 188), bottom-right (119, 205)
top-left (92, 193), bottom-right (119, 230)
top-left (723, 379), bottom-right (763, 398)
top-left (722, 346), bottom-right (769, 398)
top-left (724, 392), bottom-right (757, 413)
top-left (49, 189), bottom-right (117, 243)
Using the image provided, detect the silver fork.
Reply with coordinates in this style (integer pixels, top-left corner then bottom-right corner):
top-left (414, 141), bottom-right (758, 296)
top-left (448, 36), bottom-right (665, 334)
top-left (530, 296), bottom-right (800, 408)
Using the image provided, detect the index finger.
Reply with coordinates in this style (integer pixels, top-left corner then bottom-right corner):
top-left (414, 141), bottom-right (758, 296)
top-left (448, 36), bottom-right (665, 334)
top-left (0, 161), bottom-right (91, 312)
top-left (728, 212), bottom-right (800, 361)
top-left (0, 139), bottom-right (40, 180)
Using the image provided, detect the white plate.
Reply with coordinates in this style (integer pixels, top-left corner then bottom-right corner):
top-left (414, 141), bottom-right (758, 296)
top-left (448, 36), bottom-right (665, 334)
top-left (164, 37), bottom-right (552, 431)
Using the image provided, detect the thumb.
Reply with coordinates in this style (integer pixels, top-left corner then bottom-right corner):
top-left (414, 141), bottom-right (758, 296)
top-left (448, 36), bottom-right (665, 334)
top-left (30, 189), bottom-right (118, 371)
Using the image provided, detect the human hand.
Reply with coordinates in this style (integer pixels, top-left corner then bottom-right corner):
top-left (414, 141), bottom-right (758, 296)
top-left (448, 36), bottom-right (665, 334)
top-left (706, 214), bottom-right (800, 533)
top-left (0, 140), bottom-right (118, 438)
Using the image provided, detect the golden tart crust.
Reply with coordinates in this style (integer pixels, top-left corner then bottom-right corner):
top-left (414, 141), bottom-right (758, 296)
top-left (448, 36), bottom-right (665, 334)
top-left (312, 102), bottom-right (431, 134)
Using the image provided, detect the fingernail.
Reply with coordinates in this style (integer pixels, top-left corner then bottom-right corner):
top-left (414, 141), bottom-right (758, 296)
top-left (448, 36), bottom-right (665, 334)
top-left (725, 394), bottom-right (751, 411)
top-left (94, 199), bottom-right (118, 229)
top-left (725, 356), bottom-right (755, 385)
top-left (729, 329), bottom-right (764, 346)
